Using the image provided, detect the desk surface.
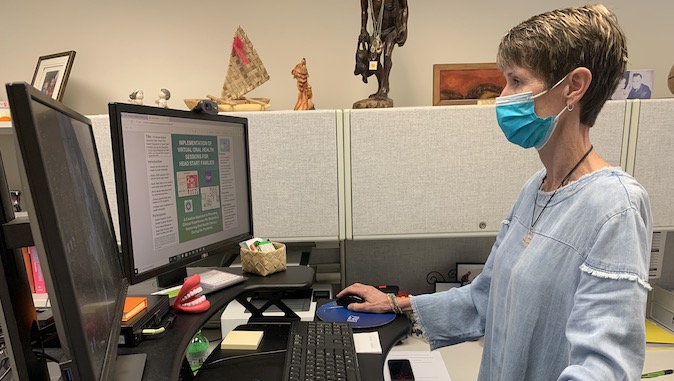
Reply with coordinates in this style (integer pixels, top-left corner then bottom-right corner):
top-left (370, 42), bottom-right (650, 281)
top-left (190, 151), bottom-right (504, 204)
top-left (118, 266), bottom-right (315, 381)
top-left (392, 336), bottom-right (674, 380)
top-left (194, 309), bottom-right (411, 380)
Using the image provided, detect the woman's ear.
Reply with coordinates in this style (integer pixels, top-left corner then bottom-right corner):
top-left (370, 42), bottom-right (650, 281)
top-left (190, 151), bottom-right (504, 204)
top-left (566, 67), bottom-right (592, 104)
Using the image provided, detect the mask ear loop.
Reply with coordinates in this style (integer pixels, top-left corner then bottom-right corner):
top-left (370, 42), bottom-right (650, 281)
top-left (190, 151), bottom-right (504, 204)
top-left (534, 73), bottom-right (572, 100)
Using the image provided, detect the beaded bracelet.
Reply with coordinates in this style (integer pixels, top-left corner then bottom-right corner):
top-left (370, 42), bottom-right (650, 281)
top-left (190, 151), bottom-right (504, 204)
top-left (386, 293), bottom-right (396, 313)
top-left (387, 293), bottom-right (404, 315)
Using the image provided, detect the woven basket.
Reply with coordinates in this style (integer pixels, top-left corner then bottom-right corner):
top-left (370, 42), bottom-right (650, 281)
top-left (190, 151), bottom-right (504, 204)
top-left (240, 242), bottom-right (286, 277)
top-left (222, 26), bottom-right (270, 101)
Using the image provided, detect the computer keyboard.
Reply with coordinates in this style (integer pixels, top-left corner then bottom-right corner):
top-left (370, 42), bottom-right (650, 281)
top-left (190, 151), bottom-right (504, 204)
top-left (283, 320), bottom-right (361, 381)
top-left (198, 269), bottom-right (247, 294)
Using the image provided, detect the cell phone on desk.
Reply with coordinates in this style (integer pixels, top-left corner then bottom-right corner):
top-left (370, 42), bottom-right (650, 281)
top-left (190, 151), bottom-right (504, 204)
top-left (388, 359), bottom-right (414, 380)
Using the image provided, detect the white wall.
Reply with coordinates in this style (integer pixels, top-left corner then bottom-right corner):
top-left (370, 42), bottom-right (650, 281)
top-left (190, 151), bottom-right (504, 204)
top-left (1, 1), bottom-right (673, 114)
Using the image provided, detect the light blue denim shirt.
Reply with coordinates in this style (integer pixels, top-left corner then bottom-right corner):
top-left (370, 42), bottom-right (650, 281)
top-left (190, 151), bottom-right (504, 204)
top-left (411, 167), bottom-right (653, 381)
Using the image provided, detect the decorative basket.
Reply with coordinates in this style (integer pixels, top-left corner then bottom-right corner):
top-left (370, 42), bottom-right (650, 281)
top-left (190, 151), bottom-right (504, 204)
top-left (240, 242), bottom-right (286, 277)
top-left (222, 26), bottom-right (270, 101)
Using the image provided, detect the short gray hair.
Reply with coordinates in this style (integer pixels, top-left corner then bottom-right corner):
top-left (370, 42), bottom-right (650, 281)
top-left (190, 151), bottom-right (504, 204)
top-left (497, 4), bottom-right (628, 126)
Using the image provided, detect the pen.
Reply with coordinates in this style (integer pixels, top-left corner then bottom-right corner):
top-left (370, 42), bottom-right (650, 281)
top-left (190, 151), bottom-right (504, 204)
top-left (642, 369), bottom-right (673, 378)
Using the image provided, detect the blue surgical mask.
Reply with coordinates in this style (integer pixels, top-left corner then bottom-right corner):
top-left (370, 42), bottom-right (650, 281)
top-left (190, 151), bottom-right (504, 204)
top-left (495, 76), bottom-right (568, 150)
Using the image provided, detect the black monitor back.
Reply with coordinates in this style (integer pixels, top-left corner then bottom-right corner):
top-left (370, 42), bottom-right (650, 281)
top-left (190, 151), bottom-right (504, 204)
top-left (6, 82), bottom-right (128, 381)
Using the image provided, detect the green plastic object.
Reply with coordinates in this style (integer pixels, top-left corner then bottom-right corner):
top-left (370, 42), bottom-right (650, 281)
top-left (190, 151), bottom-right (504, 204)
top-left (186, 330), bottom-right (210, 373)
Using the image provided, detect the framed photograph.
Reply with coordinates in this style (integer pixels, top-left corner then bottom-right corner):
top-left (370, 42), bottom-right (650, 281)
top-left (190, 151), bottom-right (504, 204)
top-left (30, 51), bottom-right (76, 101)
top-left (610, 69), bottom-right (654, 100)
top-left (435, 282), bottom-right (461, 293)
top-left (456, 263), bottom-right (485, 285)
top-left (433, 63), bottom-right (505, 106)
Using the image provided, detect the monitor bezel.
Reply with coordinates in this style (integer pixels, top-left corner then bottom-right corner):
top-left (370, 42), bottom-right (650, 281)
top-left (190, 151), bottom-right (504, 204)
top-left (108, 102), bottom-right (254, 285)
top-left (7, 82), bottom-right (128, 381)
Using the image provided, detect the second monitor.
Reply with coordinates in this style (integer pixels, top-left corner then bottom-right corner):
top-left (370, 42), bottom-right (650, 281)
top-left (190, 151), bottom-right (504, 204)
top-left (108, 103), bottom-right (253, 287)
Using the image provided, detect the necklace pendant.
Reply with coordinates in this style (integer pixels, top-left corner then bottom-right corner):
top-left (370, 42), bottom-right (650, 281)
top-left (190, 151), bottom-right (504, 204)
top-left (373, 36), bottom-right (383, 53)
top-left (523, 230), bottom-right (533, 247)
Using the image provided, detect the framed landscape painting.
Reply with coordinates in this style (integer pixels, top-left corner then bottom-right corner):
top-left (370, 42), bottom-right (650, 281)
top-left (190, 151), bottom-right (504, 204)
top-left (433, 63), bottom-right (505, 106)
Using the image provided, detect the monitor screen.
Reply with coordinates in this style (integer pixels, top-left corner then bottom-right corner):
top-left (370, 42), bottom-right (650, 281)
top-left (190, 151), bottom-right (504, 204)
top-left (108, 103), bottom-right (253, 286)
top-left (6, 82), bottom-right (127, 380)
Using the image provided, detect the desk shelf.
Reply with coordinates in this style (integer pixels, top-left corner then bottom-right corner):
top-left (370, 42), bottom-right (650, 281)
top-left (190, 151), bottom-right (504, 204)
top-left (119, 266), bottom-right (316, 380)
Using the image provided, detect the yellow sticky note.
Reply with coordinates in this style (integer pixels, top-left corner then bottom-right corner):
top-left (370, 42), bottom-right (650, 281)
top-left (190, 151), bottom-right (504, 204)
top-left (220, 330), bottom-right (264, 350)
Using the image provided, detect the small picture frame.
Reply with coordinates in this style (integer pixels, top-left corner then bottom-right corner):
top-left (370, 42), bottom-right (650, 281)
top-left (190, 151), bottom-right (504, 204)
top-left (456, 263), bottom-right (485, 286)
top-left (435, 282), bottom-right (461, 293)
top-left (30, 51), bottom-right (76, 101)
top-left (433, 63), bottom-right (505, 106)
top-left (610, 69), bottom-right (654, 100)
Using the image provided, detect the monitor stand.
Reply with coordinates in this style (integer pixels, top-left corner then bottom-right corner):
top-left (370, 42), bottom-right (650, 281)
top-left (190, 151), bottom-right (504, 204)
top-left (157, 267), bottom-right (188, 288)
top-left (113, 353), bottom-right (147, 381)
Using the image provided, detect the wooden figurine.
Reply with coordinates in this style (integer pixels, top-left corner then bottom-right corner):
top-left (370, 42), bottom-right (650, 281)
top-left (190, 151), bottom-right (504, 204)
top-left (291, 58), bottom-right (315, 110)
top-left (353, 0), bottom-right (408, 109)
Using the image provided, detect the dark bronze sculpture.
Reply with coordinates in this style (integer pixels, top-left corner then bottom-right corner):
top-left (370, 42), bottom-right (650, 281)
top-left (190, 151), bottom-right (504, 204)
top-left (353, 0), bottom-right (408, 108)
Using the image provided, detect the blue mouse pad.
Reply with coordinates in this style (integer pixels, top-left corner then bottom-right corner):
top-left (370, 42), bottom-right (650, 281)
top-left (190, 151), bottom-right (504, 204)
top-left (316, 301), bottom-right (395, 328)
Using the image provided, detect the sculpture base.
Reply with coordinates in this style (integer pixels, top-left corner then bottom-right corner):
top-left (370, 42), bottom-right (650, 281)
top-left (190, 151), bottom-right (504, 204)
top-left (352, 98), bottom-right (394, 109)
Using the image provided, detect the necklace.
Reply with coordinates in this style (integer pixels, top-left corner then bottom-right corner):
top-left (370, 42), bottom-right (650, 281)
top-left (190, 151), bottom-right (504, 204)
top-left (368, 0), bottom-right (385, 56)
top-left (522, 144), bottom-right (594, 247)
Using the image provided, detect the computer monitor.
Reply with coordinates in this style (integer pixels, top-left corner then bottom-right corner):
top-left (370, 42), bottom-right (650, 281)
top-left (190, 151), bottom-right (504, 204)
top-left (6, 82), bottom-right (129, 380)
top-left (108, 103), bottom-right (253, 287)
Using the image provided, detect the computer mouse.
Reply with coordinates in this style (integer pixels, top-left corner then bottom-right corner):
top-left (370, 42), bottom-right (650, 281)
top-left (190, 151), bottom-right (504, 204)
top-left (336, 294), bottom-right (365, 307)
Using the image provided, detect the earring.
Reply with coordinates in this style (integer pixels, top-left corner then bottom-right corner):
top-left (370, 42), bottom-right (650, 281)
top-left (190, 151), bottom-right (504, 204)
top-left (567, 103), bottom-right (575, 112)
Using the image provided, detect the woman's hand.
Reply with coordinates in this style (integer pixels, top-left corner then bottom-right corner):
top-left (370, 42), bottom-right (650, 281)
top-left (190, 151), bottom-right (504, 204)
top-left (336, 283), bottom-right (392, 313)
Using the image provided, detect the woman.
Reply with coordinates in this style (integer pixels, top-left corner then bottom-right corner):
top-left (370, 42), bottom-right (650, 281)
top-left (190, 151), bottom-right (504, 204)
top-left (611, 74), bottom-right (631, 100)
top-left (338, 4), bottom-right (652, 380)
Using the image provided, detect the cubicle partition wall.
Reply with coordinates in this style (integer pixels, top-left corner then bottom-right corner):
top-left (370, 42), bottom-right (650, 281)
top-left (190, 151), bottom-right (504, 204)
top-left (91, 111), bottom-right (346, 245)
top-left (629, 99), bottom-right (674, 230)
top-left (231, 110), bottom-right (344, 243)
top-left (90, 115), bottom-right (120, 242)
top-left (346, 106), bottom-right (537, 238)
top-left (591, 100), bottom-right (631, 171)
top-left (345, 101), bottom-right (628, 240)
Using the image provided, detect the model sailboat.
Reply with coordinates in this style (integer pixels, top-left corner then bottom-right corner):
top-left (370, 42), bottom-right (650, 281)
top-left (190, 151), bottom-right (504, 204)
top-left (185, 26), bottom-right (270, 111)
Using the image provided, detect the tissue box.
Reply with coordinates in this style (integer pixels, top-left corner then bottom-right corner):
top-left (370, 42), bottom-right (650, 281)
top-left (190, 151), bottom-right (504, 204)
top-left (240, 242), bottom-right (286, 276)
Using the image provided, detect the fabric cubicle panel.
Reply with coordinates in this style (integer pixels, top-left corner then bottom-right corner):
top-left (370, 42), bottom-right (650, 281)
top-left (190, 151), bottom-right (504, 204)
top-left (590, 100), bottom-right (629, 169)
top-left (348, 105), bottom-right (539, 238)
top-left (89, 114), bottom-right (120, 242)
top-left (631, 99), bottom-right (674, 230)
top-left (232, 110), bottom-right (342, 242)
top-left (347, 103), bottom-right (628, 239)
